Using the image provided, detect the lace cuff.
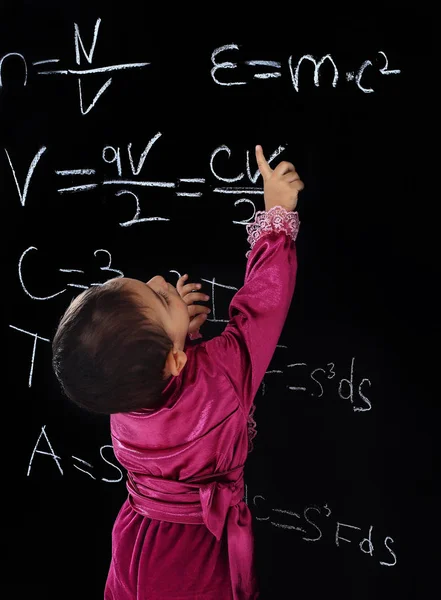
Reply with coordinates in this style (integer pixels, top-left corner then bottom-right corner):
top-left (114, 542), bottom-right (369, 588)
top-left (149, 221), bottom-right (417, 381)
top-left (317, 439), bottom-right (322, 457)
top-left (245, 205), bottom-right (300, 258)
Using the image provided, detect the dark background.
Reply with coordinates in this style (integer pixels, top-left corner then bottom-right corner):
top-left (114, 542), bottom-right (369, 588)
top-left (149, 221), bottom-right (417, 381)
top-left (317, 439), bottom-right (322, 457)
top-left (2, 2), bottom-right (436, 599)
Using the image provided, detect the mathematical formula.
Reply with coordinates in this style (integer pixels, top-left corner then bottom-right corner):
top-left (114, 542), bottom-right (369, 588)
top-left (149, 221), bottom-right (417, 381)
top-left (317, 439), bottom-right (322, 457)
top-left (10, 259), bottom-right (373, 414)
top-left (211, 44), bottom-right (400, 93)
top-left (0, 18), bottom-right (400, 117)
top-left (250, 492), bottom-right (397, 567)
top-left (0, 18), bottom-right (149, 115)
top-left (262, 351), bottom-right (372, 412)
top-left (4, 137), bottom-right (284, 228)
top-left (10, 318), bottom-right (372, 413)
top-left (3, 12), bottom-right (409, 589)
top-left (27, 425), bottom-right (124, 482)
top-left (27, 425), bottom-right (396, 567)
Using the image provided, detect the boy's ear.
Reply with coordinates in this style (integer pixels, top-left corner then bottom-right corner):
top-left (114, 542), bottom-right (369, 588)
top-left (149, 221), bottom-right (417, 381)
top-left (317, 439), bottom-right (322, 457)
top-left (164, 349), bottom-right (187, 377)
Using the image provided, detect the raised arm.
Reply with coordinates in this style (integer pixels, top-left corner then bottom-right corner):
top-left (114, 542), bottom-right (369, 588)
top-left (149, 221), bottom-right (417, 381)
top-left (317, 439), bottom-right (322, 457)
top-left (204, 146), bottom-right (304, 411)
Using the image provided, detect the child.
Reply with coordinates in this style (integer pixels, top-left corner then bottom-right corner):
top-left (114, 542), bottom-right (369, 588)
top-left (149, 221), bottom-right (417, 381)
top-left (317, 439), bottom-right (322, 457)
top-left (52, 145), bottom-right (304, 600)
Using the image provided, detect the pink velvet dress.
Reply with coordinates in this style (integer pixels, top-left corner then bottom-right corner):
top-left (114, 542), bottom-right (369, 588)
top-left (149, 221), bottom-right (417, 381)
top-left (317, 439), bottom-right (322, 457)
top-left (104, 206), bottom-right (300, 600)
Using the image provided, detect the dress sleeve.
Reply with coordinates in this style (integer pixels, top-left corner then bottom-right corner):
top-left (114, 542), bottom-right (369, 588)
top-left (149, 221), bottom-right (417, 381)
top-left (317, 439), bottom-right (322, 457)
top-left (204, 205), bottom-right (300, 413)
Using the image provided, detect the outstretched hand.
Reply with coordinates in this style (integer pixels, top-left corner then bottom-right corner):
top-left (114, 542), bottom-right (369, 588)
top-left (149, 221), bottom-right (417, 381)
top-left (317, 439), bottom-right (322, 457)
top-left (255, 145), bottom-right (304, 212)
top-left (176, 274), bottom-right (211, 336)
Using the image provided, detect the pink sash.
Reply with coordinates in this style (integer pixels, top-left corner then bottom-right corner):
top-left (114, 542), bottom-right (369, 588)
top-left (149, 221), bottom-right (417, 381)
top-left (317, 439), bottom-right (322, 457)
top-left (126, 466), bottom-right (256, 600)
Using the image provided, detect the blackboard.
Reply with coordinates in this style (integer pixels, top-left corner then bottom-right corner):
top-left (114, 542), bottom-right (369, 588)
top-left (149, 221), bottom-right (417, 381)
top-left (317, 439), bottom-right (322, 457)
top-left (3, 3), bottom-right (437, 599)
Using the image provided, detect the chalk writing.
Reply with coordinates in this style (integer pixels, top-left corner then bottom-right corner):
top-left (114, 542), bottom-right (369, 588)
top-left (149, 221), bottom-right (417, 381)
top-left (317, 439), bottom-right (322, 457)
top-left (27, 425), bottom-right (123, 482)
top-left (5, 140), bottom-right (293, 233)
top-left (198, 277), bottom-right (238, 323)
top-left (252, 495), bottom-right (397, 567)
top-left (256, 352), bottom-right (372, 412)
top-left (9, 325), bottom-right (50, 387)
top-left (0, 34), bottom-right (400, 114)
top-left (4, 146), bottom-right (47, 207)
top-left (0, 18), bottom-right (150, 114)
top-left (13, 259), bottom-right (372, 415)
top-left (285, 357), bottom-right (372, 412)
top-left (18, 246), bottom-right (124, 300)
top-left (211, 45), bottom-right (400, 93)
top-left (0, 52), bottom-right (28, 88)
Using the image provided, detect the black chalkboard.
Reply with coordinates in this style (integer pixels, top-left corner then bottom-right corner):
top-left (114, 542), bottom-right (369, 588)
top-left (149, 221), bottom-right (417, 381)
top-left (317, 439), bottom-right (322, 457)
top-left (3, 3), bottom-right (437, 599)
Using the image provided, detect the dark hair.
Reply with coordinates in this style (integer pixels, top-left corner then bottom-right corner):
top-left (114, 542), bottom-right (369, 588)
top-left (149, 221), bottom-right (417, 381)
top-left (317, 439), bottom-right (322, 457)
top-left (52, 281), bottom-right (173, 414)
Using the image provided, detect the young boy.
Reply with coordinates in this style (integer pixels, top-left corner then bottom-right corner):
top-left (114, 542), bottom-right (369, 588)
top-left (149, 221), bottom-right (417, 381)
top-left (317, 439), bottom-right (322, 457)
top-left (52, 146), bottom-right (304, 599)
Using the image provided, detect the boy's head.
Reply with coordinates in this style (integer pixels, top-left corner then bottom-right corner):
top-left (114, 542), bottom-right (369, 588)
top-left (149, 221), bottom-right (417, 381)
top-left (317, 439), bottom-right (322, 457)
top-left (52, 276), bottom-right (190, 414)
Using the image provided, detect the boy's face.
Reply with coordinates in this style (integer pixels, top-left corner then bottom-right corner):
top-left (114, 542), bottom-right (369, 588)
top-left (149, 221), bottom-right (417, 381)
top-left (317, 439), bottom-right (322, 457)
top-left (118, 276), bottom-right (190, 351)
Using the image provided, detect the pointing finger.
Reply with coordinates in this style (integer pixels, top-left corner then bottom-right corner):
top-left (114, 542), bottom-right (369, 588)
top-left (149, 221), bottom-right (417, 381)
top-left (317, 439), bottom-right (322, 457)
top-left (255, 145), bottom-right (273, 181)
